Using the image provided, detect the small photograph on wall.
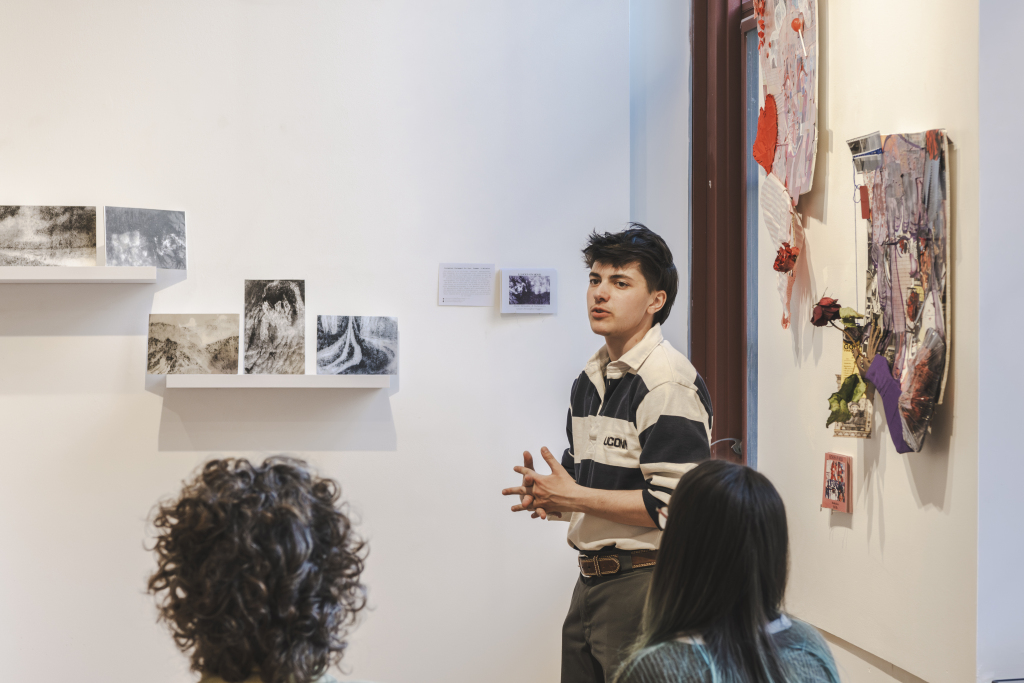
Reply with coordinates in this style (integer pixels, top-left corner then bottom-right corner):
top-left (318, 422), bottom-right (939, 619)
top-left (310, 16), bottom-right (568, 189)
top-left (148, 314), bottom-right (240, 375)
top-left (105, 207), bottom-right (186, 269)
top-left (317, 316), bottom-right (398, 375)
top-left (244, 280), bottom-right (305, 375)
top-left (0, 206), bottom-right (97, 266)
top-left (821, 452), bottom-right (852, 514)
top-left (500, 268), bottom-right (557, 314)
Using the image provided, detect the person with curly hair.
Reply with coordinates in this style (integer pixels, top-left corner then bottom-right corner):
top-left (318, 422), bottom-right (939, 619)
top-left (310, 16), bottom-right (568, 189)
top-left (148, 457), bottom-right (368, 683)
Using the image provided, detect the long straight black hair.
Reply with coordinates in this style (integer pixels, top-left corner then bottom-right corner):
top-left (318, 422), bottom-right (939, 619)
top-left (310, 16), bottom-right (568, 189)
top-left (618, 459), bottom-right (790, 683)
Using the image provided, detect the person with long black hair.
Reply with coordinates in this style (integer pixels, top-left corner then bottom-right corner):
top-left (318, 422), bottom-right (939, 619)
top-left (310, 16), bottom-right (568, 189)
top-left (614, 460), bottom-right (840, 683)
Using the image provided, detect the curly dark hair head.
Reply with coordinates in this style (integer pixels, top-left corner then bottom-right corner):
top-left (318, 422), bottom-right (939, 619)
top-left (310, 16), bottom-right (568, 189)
top-left (148, 457), bottom-right (367, 683)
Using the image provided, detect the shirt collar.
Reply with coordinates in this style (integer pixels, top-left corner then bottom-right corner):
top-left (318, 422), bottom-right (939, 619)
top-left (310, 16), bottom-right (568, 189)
top-left (586, 324), bottom-right (664, 379)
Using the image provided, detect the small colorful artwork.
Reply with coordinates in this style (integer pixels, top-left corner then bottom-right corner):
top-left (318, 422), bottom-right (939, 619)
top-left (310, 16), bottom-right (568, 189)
top-left (755, 0), bottom-right (818, 201)
top-left (821, 452), bottom-right (852, 513)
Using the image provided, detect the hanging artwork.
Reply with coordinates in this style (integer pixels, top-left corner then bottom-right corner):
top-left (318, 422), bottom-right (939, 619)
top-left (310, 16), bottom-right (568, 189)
top-left (761, 174), bottom-right (805, 328)
top-left (316, 316), bottom-right (398, 376)
top-left (0, 206), bottom-right (97, 266)
top-left (850, 130), bottom-right (951, 453)
top-left (755, 0), bottom-right (818, 201)
top-left (821, 452), bottom-right (852, 514)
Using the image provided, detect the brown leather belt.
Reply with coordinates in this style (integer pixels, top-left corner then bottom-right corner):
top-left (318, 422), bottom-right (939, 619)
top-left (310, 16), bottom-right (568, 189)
top-left (578, 549), bottom-right (658, 577)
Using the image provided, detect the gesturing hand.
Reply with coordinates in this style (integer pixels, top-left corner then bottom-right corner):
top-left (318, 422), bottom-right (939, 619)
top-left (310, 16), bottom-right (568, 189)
top-left (502, 447), bottom-right (578, 520)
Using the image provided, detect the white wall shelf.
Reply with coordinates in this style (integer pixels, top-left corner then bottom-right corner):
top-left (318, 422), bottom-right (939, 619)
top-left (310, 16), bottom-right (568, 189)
top-left (165, 374), bottom-right (391, 389)
top-left (0, 266), bottom-right (158, 283)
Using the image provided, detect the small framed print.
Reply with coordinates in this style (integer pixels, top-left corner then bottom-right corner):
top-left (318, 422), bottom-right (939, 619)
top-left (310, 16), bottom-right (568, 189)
top-left (821, 452), bottom-right (852, 513)
top-left (500, 268), bottom-right (557, 314)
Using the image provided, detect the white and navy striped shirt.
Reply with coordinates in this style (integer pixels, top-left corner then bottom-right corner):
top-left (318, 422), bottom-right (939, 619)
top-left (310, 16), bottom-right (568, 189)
top-left (561, 324), bottom-right (713, 552)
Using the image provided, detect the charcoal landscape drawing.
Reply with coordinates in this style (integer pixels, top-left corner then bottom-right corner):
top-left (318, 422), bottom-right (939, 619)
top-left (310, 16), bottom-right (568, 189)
top-left (244, 280), bottom-right (305, 374)
top-left (105, 206), bottom-right (186, 269)
top-left (317, 316), bottom-right (398, 375)
top-left (0, 206), bottom-right (97, 266)
top-left (148, 314), bottom-right (240, 375)
top-left (508, 274), bottom-right (551, 305)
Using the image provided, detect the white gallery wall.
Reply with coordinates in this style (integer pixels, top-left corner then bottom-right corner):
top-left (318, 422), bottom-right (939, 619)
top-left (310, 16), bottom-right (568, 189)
top-left (0, 2), bottom-right (630, 682)
top-left (978, 0), bottom-right (1024, 679)
top-left (628, 0), bottom-right (691, 351)
top-left (756, 2), bottom-right (980, 683)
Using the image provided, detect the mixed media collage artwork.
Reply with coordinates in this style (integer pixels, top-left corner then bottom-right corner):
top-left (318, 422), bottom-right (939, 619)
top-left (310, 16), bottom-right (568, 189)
top-left (821, 452), bottom-right (852, 513)
top-left (0, 206), bottom-right (97, 266)
top-left (753, 0), bottom-right (818, 329)
top-left (317, 316), bottom-right (399, 376)
top-left (855, 130), bottom-right (950, 452)
top-left (148, 314), bottom-right (240, 375)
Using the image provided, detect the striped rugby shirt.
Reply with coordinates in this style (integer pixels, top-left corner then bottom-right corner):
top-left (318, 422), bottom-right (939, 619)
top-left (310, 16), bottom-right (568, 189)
top-left (560, 324), bottom-right (713, 552)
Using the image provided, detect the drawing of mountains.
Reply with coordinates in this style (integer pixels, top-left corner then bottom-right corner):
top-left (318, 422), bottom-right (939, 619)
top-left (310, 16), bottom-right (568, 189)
top-left (147, 316), bottom-right (239, 375)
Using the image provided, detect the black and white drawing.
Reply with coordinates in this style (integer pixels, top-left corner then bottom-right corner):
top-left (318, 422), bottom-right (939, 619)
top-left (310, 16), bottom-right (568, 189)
top-left (501, 268), bottom-right (557, 314)
top-left (148, 314), bottom-right (240, 375)
top-left (317, 316), bottom-right (398, 375)
top-left (105, 207), bottom-right (186, 269)
top-left (244, 280), bottom-right (305, 374)
top-left (0, 206), bottom-right (97, 266)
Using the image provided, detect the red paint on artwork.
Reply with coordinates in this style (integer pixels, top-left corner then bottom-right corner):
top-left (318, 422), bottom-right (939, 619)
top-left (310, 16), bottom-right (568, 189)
top-left (926, 129), bottom-right (943, 160)
top-left (753, 94), bottom-right (778, 175)
top-left (907, 290), bottom-right (921, 321)
top-left (859, 185), bottom-right (870, 219)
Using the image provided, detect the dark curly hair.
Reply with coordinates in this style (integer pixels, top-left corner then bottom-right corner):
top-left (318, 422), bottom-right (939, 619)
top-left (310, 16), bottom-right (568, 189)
top-left (148, 457), bottom-right (367, 683)
top-left (582, 223), bottom-right (678, 325)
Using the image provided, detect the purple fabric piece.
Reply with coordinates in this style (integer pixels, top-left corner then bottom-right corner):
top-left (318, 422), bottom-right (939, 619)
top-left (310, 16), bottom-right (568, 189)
top-left (865, 355), bottom-right (912, 453)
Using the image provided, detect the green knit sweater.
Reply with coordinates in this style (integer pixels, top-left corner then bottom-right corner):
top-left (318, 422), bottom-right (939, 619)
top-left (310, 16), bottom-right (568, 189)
top-left (616, 617), bottom-right (841, 683)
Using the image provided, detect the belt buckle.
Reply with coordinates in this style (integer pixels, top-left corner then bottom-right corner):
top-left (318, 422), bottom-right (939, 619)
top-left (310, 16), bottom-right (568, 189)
top-left (579, 554), bottom-right (620, 577)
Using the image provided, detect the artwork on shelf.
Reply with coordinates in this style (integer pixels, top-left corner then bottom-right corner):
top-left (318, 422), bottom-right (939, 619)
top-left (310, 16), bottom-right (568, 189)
top-left (852, 129), bottom-right (950, 453)
top-left (754, 0), bottom-right (818, 201)
top-left (500, 268), bottom-right (557, 314)
top-left (105, 207), bottom-right (186, 269)
top-left (148, 314), bottom-right (239, 375)
top-left (244, 280), bottom-right (306, 375)
top-left (0, 206), bottom-right (97, 266)
top-left (316, 316), bottom-right (398, 375)
top-left (821, 452), bottom-right (852, 513)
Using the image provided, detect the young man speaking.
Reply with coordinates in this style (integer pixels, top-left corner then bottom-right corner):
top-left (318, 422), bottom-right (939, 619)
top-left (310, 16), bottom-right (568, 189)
top-left (502, 224), bottom-right (713, 683)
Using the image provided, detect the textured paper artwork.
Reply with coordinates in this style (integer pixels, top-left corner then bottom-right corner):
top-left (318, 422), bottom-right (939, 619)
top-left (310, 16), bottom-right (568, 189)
top-left (244, 280), bottom-right (305, 375)
top-left (856, 130), bottom-right (950, 452)
top-left (754, 0), bottom-right (818, 200)
top-left (148, 314), bottom-right (239, 375)
top-left (316, 316), bottom-right (398, 375)
top-left (0, 206), bottom-right (96, 266)
top-left (501, 268), bottom-right (557, 314)
top-left (105, 207), bottom-right (186, 269)
top-left (761, 174), bottom-right (804, 328)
